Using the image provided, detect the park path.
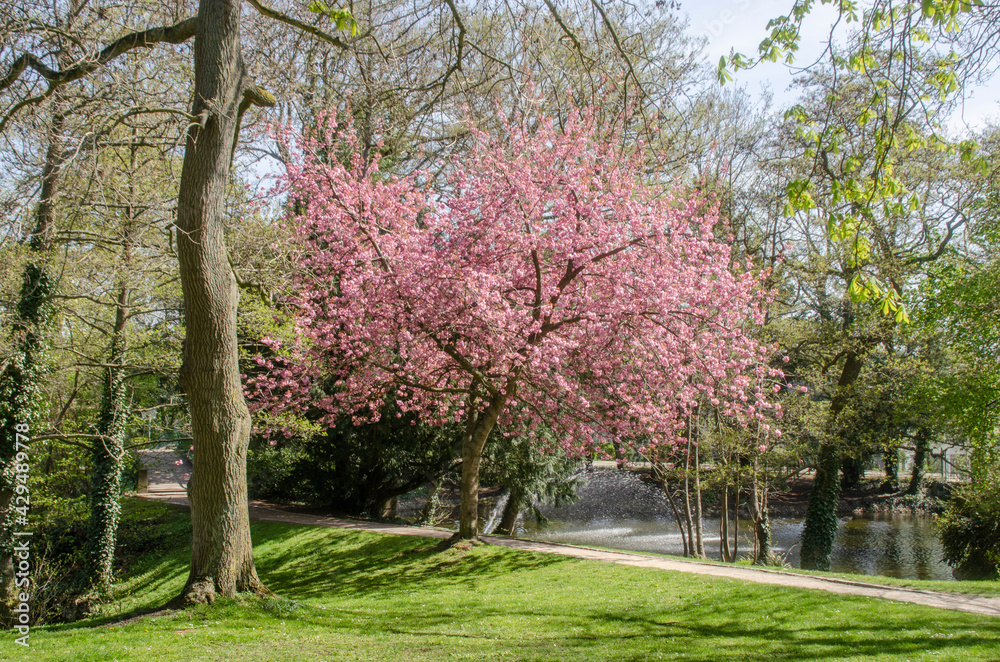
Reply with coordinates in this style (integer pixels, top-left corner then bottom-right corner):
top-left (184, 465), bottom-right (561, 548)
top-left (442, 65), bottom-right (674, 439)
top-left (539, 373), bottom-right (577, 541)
top-left (137, 485), bottom-right (1000, 618)
top-left (136, 447), bottom-right (190, 500)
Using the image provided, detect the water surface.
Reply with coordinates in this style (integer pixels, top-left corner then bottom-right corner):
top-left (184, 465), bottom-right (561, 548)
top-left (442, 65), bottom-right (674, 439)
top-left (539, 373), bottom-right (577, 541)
top-left (514, 470), bottom-right (952, 581)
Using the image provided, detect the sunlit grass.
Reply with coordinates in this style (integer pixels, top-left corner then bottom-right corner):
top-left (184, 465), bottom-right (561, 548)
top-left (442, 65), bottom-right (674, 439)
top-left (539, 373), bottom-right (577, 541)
top-left (17, 500), bottom-right (1000, 661)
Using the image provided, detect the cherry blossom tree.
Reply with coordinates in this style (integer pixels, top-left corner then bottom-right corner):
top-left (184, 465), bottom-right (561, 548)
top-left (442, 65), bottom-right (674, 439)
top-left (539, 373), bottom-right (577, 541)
top-left (251, 106), bottom-right (784, 541)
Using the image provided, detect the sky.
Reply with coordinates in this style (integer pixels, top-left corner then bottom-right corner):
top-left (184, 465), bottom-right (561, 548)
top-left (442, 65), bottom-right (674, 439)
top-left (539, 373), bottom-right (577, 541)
top-left (679, 0), bottom-right (1000, 134)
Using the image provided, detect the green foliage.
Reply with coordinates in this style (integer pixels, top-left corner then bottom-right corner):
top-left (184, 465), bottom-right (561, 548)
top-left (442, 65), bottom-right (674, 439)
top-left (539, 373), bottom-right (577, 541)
top-left (22, 498), bottom-right (189, 624)
top-left (248, 399), bottom-right (458, 518)
top-left (724, 0), bottom-right (991, 323)
top-left (938, 481), bottom-right (1000, 580)
top-left (481, 429), bottom-right (580, 525)
top-left (306, 1), bottom-right (359, 35)
top-left (919, 173), bottom-right (1000, 482)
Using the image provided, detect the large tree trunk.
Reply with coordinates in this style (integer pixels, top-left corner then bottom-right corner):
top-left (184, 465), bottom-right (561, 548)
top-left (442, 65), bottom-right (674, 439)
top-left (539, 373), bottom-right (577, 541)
top-left (801, 349), bottom-right (864, 571)
top-left (174, 0), bottom-right (269, 603)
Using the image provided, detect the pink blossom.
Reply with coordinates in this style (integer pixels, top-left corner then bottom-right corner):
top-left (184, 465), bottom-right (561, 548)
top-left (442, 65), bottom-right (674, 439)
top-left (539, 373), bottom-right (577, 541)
top-left (248, 106), bottom-right (784, 459)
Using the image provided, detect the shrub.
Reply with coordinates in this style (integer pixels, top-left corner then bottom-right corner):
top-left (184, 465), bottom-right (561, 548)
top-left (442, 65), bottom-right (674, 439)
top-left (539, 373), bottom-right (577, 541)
top-left (938, 482), bottom-right (1000, 580)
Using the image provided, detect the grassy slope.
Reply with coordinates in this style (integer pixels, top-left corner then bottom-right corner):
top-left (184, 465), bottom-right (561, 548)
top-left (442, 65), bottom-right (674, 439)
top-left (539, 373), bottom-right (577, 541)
top-left (17, 500), bottom-right (1000, 662)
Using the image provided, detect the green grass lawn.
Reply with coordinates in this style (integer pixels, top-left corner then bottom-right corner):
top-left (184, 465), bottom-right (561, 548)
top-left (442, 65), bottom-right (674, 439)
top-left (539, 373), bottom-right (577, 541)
top-left (554, 542), bottom-right (1000, 598)
top-left (14, 499), bottom-right (1000, 661)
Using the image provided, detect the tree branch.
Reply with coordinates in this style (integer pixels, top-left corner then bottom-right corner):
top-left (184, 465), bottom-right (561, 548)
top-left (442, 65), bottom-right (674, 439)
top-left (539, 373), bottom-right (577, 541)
top-left (0, 17), bottom-right (197, 94)
top-left (245, 0), bottom-right (351, 50)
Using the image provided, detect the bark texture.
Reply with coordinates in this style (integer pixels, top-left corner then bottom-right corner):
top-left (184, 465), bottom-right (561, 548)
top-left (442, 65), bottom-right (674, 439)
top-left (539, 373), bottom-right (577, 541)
top-left (174, 0), bottom-right (268, 603)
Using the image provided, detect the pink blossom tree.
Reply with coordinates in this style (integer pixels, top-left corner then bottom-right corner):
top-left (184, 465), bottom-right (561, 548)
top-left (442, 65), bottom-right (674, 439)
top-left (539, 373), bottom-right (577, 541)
top-left (250, 107), bottom-right (783, 541)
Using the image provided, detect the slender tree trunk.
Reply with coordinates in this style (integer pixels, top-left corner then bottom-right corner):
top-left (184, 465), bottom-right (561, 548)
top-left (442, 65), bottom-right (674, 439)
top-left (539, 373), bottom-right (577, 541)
top-left (693, 418), bottom-right (705, 558)
top-left (0, 109), bottom-right (64, 625)
top-left (681, 436), bottom-right (695, 557)
top-left (174, 0), bottom-right (273, 603)
top-left (748, 474), bottom-right (771, 564)
top-left (801, 350), bottom-right (864, 571)
top-left (720, 485), bottom-right (732, 562)
top-left (612, 440), bottom-right (626, 469)
top-left (456, 388), bottom-right (509, 541)
top-left (84, 284), bottom-right (130, 589)
top-left (85, 139), bottom-right (142, 591)
top-left (656, 467), bottom-right (689, 557)
top-left (732, 487), bottom-right (739, 561)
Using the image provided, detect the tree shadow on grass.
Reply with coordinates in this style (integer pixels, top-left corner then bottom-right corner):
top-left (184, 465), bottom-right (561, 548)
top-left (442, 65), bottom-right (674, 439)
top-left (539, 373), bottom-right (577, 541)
top-left (39, 516), bottom-right (1000, 662)
top-left (250, 521), bottom-right (570, 600)
top-left (560, 587), bottom-right (1000, 662)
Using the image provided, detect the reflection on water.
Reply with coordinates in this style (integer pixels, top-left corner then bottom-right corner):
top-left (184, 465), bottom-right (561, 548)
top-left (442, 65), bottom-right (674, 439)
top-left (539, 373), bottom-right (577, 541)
top-left (514, 470), bottom-right (953, 581)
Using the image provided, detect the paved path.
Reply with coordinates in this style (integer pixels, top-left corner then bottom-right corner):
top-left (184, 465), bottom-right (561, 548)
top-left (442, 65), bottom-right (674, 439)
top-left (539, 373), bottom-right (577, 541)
top-left (137, 490), bottom-right (1000, 618)
top-left (136, 448), bottom-right (189, 500)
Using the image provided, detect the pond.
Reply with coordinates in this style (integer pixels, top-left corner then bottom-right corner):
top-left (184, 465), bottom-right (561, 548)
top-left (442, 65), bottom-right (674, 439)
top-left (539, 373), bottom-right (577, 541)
top-left (512, 469), bottom-right (953, 581)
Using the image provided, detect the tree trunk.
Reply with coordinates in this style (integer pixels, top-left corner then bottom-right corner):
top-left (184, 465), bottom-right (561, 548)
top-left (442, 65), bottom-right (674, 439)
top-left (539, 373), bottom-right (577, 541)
top-left (801, 442), bottom-right (841, 571)
top-left (881, 445), bottom-right (899, 492)
top-left (419, 478), bottom-right (442, 526)
top-left (720, 485), bottom-right (732, 562)
top-left (732, 487), bottom-right (739, 561)
top-left (84, 284), bottom-right (130, 589)
top-left (681, 436), bottom-right (695, 557)
top-left (174, 0), bottom-right (270, 603)
top-left (840, 454), bottom-right (864, 489)
top-left (0, 109), bottom-right (64, 625)
top-left (907, 429), bottom-right (930, 495)
top-left (85, 140), bottom-right (141, 591)
top-left (656, 467), bottom-right (689, 557)
top-left (457, 393), bottom-right (506, 540)
top-left (800, 349), bottom-right (864, 571)
top-left (379, 496), bottom-right (398, 520)
top-left (693, 422), bottom-right (705, 558)
top-left (748, 475), bottom-right (771, 564)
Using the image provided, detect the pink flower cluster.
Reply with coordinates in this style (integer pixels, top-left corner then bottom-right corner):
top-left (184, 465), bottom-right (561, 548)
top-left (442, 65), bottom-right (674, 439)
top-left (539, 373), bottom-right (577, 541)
top-left (247, 107), bottom-right (784, 453)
